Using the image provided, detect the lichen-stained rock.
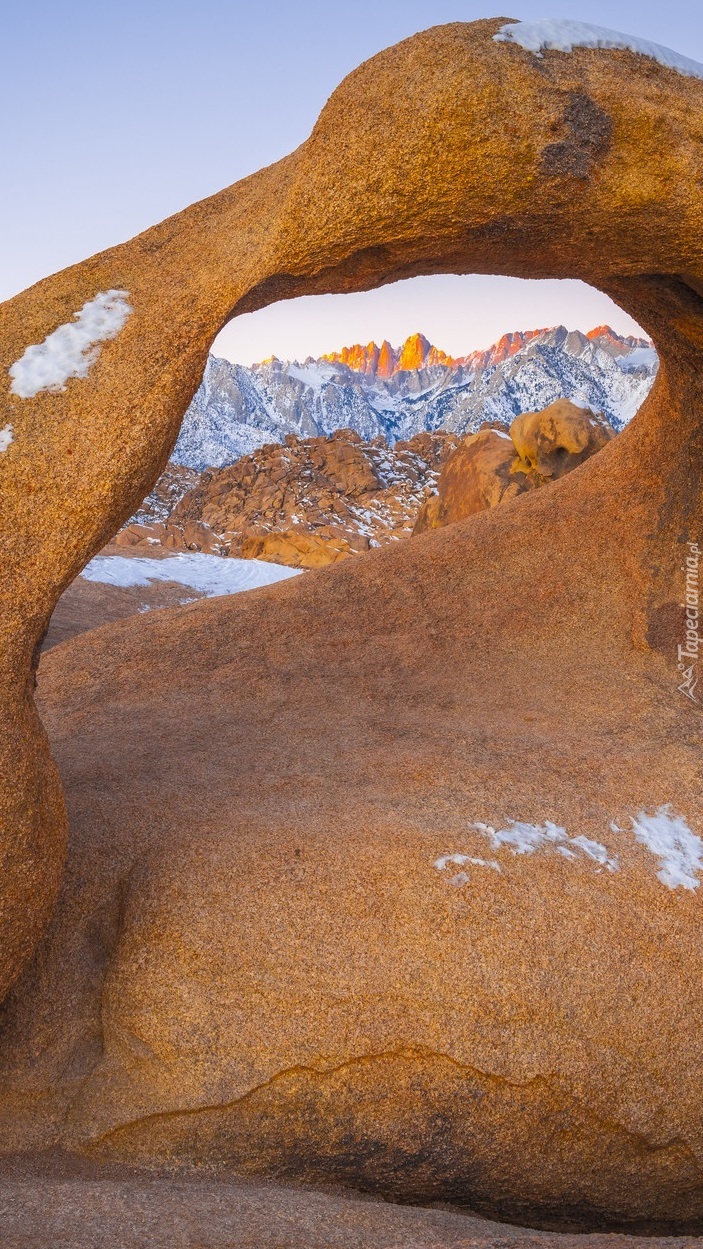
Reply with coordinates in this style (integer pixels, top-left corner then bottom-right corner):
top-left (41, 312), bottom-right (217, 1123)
top-left (2, 15), bottom-right (703, 1234)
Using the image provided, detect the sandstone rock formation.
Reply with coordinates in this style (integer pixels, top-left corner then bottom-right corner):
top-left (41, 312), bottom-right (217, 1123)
top-left (1, 15), bottom-right (703, 1236)
top-left (116, 517), bottom-right (228, 555)
top-left (415, 402), bottom-right (613, 531)
top-left (118, 429), bottom-right (456, 567)
top-left (415, 426), bottom-right (532, 530)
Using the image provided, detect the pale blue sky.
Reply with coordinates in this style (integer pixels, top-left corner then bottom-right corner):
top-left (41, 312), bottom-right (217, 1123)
top-left (2, 1), bottom-right (700, 362)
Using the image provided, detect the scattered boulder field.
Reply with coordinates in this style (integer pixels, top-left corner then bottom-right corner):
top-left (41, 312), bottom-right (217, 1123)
top-left (116, 428), bottom-right (459, 567)
top-left (115, 401), bottom-right (613, 568)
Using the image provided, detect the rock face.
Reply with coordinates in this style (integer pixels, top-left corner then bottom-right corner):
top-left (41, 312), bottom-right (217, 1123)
top-left (119, 429), bottom-right (456, 568)
top-left (173, 325), bottom-right (656, 468)
top-left (510, 399), bottom-right (614, 482)
top-left (1, 16), bottom-right (703, 1236)
top-left (0, 1156), bottom-right (698, 1249)
top-left (415, 402), bottom-right (613, 531)
top-left (416, 427), bottom-right (533, 530)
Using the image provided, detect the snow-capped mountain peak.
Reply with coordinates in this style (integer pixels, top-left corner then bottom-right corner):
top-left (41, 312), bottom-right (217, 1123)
top-left (173, 325), bottom-right (657, 470)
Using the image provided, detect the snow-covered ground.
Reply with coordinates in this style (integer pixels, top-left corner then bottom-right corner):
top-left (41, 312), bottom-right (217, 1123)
top-left (81, 552), bottom-right (302, 598)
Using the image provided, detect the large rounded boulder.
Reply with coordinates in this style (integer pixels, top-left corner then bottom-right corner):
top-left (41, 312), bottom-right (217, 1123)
top-left (415, 402), bottom-right (614, 533)
top-left (414, 426), bottom-right (533, 531)
top-left (510, 399), bottom-right (614, 483)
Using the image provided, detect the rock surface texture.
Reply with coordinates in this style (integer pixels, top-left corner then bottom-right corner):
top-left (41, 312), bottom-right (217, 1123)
top-left (415, 401), bottom-right (613, 532)
top-left (1, 1157), bottom-right (701, 1249)
top-left (1, 16), bottom-right (703, 1238)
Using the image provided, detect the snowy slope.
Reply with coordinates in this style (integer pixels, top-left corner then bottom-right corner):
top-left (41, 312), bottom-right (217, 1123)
top-left (81, 553), bottom-right (302, 597)
top-left (173, 326), bottom-right (657, 470)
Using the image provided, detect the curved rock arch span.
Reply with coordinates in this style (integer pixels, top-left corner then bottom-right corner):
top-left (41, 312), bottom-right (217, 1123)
top-left (1, 18), bottom-right (703, 1231)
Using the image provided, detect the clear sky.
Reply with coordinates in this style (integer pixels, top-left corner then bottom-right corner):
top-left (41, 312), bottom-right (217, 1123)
top-left (2, 0), bottom-right (700, 363)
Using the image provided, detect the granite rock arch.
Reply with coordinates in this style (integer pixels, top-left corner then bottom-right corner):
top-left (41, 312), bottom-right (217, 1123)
top-left (1, 18), bottom-right (703, 1229)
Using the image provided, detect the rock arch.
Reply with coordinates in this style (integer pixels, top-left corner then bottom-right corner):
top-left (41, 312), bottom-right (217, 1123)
top-left (1, 18), bottom-right (703, 1230)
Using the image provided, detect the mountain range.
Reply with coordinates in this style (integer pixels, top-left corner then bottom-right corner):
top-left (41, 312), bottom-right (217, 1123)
top-left (172, 325), bottom-right (658, 470)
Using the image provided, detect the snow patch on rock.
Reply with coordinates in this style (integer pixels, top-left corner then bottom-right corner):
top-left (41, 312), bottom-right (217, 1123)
top-left (0, 423), bottom-right (13, 452)
top-left (628, 806), bottom-right (703, 890)
top-left (9, 289), bottom-right (132, 399)
top-left (80, 552), bottom-right (302, 598)
top-left (474, 819), bottom-right (619, 872)
top-left (494, 20), bottom-right (703, 80)
top-left (434, 852), bottom-right (502, 888)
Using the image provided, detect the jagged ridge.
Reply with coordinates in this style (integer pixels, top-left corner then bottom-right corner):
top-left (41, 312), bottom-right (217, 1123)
top-left (173, 326), bottom-right (657, 470)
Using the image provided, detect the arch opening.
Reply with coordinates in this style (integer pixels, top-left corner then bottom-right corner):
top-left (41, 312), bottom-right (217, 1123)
top-left (55, 272), bottom-right (659, 631)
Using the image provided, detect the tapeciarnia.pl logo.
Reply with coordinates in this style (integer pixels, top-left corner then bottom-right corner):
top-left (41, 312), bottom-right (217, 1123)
top-left (678, 541), bottom-right (700, 703)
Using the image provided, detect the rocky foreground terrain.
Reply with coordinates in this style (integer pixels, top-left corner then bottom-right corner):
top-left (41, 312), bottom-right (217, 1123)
top-left (174, 325), bottom-right (656, 466)
top-left (0, 1154), bottom-right (691, 1249)
top-left (39, 399), bottom-right (615, 657)
top-left (45, 401), bottom-right (614, 648)
top-left (43, 549), bottom-right (301, 650)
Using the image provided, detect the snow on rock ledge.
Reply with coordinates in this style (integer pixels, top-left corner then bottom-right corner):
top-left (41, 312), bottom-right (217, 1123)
top-left (494, 20), bottom-right (703, 81)
top-left (442, 808), bottom-right (703, 891)
top-left (9, 290), bottom-right (132, 399)
top-left (474, 818), bottom-right (619, 872)
top-left (434, 852), bottom-right (502, 887)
